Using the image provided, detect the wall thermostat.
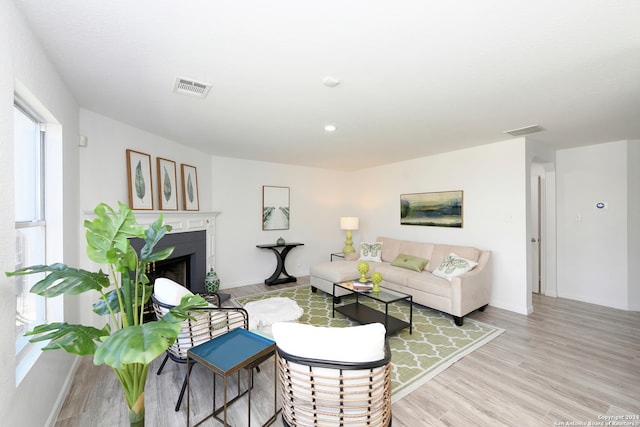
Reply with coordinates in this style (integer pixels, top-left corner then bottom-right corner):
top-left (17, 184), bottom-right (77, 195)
top-left (596, 202), bottom-right (608, 209)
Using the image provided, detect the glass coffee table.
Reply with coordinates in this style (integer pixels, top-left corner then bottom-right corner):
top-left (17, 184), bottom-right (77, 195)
top-left (332, 281), bottom-right (413, 335)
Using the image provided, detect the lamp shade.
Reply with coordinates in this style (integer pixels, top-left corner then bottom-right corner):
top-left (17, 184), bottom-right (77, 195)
top-left (340, 217), bottom-right (359, 230)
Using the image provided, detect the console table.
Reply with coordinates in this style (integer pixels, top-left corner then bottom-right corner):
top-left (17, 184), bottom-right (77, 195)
top-left (256, 242), bottom-right (304, 285)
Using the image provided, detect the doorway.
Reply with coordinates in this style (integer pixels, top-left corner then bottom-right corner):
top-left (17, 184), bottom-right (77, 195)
top-left (530, 161), bottom-right (557, 302)
top-left (531, 174), bottom-right (542, 293)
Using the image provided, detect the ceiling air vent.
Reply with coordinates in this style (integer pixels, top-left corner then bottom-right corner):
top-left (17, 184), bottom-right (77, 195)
top-left (173, 77), bottom-right (211, 98)
top-left (504, 124), bottom-right (545, 137)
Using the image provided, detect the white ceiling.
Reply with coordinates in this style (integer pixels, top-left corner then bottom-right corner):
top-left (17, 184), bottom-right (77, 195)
top-left (15, 0), bottom-right (640, 171)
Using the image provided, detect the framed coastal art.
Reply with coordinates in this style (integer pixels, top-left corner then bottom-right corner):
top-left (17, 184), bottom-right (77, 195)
top-left (262, 186), bottom-right (290, 230)
top-left (400, 190), bottom-right (463, 228)
top-left (181, 164), bottom-right (199, 211)
top-left (126, 149), bottom-right (154, 210)
top-left (156, 157), bottom-right (178, 210)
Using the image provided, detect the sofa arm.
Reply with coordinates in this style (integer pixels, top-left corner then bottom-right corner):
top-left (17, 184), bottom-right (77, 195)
top-left (449, 251), bottom-right (492, 317)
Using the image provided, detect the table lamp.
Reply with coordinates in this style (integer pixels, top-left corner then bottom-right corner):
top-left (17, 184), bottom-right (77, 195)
top-left (340, 216), bottom-right (359, 254)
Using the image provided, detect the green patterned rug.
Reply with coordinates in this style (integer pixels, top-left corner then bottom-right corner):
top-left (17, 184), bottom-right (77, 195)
top-left (234, 285), bottom-right (504, 402)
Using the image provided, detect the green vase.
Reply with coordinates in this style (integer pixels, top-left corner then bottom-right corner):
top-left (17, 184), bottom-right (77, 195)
top-left (371, 272), bottom-right (383, 292)
top-left (204, 268), bottom-right (220, 293)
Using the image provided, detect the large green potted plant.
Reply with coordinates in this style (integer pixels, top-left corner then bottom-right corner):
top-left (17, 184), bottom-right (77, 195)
top-left (6, 202), bottom-right (207, 427)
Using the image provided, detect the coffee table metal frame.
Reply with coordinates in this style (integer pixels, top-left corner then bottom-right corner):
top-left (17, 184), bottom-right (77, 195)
top-left (186, 328), bottom-right (280, 427)
top-left (332, 282), bottom-right (413, 335)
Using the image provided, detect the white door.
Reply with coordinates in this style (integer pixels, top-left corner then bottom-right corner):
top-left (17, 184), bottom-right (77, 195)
top-left (531, 176), bottom-right (541, 293)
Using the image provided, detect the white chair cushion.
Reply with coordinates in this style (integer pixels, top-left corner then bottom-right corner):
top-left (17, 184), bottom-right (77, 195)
top-left (272, 322), bottom-right (386, 363)
top-left (153, 277), bottom-right (194, 306)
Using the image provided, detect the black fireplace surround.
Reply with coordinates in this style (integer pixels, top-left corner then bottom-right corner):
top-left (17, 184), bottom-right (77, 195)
top-left (129, 230), bottom-right (207, 294)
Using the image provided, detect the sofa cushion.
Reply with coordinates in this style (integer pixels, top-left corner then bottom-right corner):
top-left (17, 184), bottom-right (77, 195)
top-left (377, 237), bottom-right (434, 263)
top-left (433, 252), bottom-right (479, 281)
top-left (272, 322), bottom-right (386, 363)
top-left (371, 263), bottom-right (409, 286)
top-left (405, 273), bottom-right (452, 298)
top-left (390, 254), bottom-right (429, 272)
top-left (427, 244), bottom-right (481, 272)
top-left (310, 261), bottom-right (360, 283)
top-left (359, 241), bottom-right (383, 262)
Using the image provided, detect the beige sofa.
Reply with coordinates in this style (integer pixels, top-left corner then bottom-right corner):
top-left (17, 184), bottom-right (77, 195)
top-left (309, 237), bottom-right (492, 326)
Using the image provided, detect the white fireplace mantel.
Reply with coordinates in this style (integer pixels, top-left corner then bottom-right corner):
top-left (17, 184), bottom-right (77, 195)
top-left (83, 210), bottom-right (221, 270)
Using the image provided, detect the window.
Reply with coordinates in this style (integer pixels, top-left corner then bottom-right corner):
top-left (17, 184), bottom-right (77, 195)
top-left (13, 104), bottom-right (47, 357)
top-left (12, 83), bottom-right (64, 384)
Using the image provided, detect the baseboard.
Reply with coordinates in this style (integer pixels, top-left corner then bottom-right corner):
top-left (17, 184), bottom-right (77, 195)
top-left (627, 303), bottom-right (640, 311)
top-left (556, 292), bottom-right (630, 311)
top-left (488, 299), bottom-right (529, 315)
top-left (45, 355), bottom-right (81, 427)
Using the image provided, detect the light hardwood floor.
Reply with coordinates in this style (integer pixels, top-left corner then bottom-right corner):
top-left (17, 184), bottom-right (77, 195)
top-left (54, 278), bottom-right (640, 426)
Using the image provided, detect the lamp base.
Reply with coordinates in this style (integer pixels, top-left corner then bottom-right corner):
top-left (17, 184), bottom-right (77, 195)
top-left (342, 245), bottom-right (355, 254)
top-left (342, 230), bottom-right (355, 254)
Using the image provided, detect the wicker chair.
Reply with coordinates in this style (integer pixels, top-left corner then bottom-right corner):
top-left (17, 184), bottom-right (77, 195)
top-left (151, 293), bottom-right (249, 411)
top-left (273, 323), bottom-right (392, 427)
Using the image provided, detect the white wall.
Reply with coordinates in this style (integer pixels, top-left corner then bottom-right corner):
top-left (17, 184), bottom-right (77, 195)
top-left (349, 139), bottom-right (530, 314)
top-left (78, 111), bottom-right (350, 290)
top-left (77, 122), bottom-right (533, 314)
top-left (79, 109), bottom-right (213, 212)
top-left (211, 157), bottom-right (349, 286)
top-left (0, 1), bottom-right (80, 426)
top-left (78, 126), bottom-right (534, 315)
top-left (557, 141), bottom-right (630, 309)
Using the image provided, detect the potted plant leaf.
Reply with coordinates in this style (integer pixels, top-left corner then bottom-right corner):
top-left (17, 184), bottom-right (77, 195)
top-left (6, 202), bottom-right (207, 427)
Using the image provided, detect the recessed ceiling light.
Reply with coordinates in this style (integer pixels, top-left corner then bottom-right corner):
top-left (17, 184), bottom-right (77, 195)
top-left (324, 124), bottom-right (337, 132)
top-left (322, 76), bottom-right (341, 88)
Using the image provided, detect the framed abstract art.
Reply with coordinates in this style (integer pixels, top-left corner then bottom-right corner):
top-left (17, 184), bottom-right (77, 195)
top-left (400, 190), bottom-right (463, 228)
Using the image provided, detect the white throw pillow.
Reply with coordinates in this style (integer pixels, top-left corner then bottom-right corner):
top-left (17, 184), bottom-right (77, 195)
top-left (433, 252), bottom-right (478, 281)
top-left (359, 241), bottom-right (383, 262)
top-left (153, 277), bottom-right (194, 306)
top-left (271, 322), bottom-right (386, 363)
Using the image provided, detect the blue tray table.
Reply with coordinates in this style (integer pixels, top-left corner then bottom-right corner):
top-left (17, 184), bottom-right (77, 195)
top-left (187, 328), bottom-right (280, 426)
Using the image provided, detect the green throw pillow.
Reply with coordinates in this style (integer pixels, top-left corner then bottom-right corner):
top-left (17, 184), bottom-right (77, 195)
top-left (391, 254), bottom-right (429, 272)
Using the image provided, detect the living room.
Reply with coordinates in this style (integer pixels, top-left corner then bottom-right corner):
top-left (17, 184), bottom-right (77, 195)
top-left (1, 1), bottom-right (639, 426)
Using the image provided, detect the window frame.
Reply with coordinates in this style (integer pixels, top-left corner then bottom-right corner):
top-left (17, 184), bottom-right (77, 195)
top-left (13, 102), bottom-right (48, 360)
top-left (12, 85), bottom-right (65, 385)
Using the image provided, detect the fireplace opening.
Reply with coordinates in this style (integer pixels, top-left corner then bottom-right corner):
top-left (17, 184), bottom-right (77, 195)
top-left (147, 255), bottom-right (190, 288)
top-left (129, 230), bottom-right (207, 293)
top-left (129, 230), bottom-right (206, 322)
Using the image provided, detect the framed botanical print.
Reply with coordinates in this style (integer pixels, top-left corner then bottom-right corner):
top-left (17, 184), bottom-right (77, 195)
top-left (126, 149), bottom-right (154, 210)
top-left (181, 164), bottom-right (199, 211)
top-left (156, 157), bottom-right (178, 210)
top-left (262, 185), bottom-right (290, 230)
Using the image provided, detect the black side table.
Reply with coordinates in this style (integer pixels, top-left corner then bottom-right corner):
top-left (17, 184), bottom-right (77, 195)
top-left (256, 242), bottom-right (304, 285)
top-left (330, 252), bottom-right (345, 262)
